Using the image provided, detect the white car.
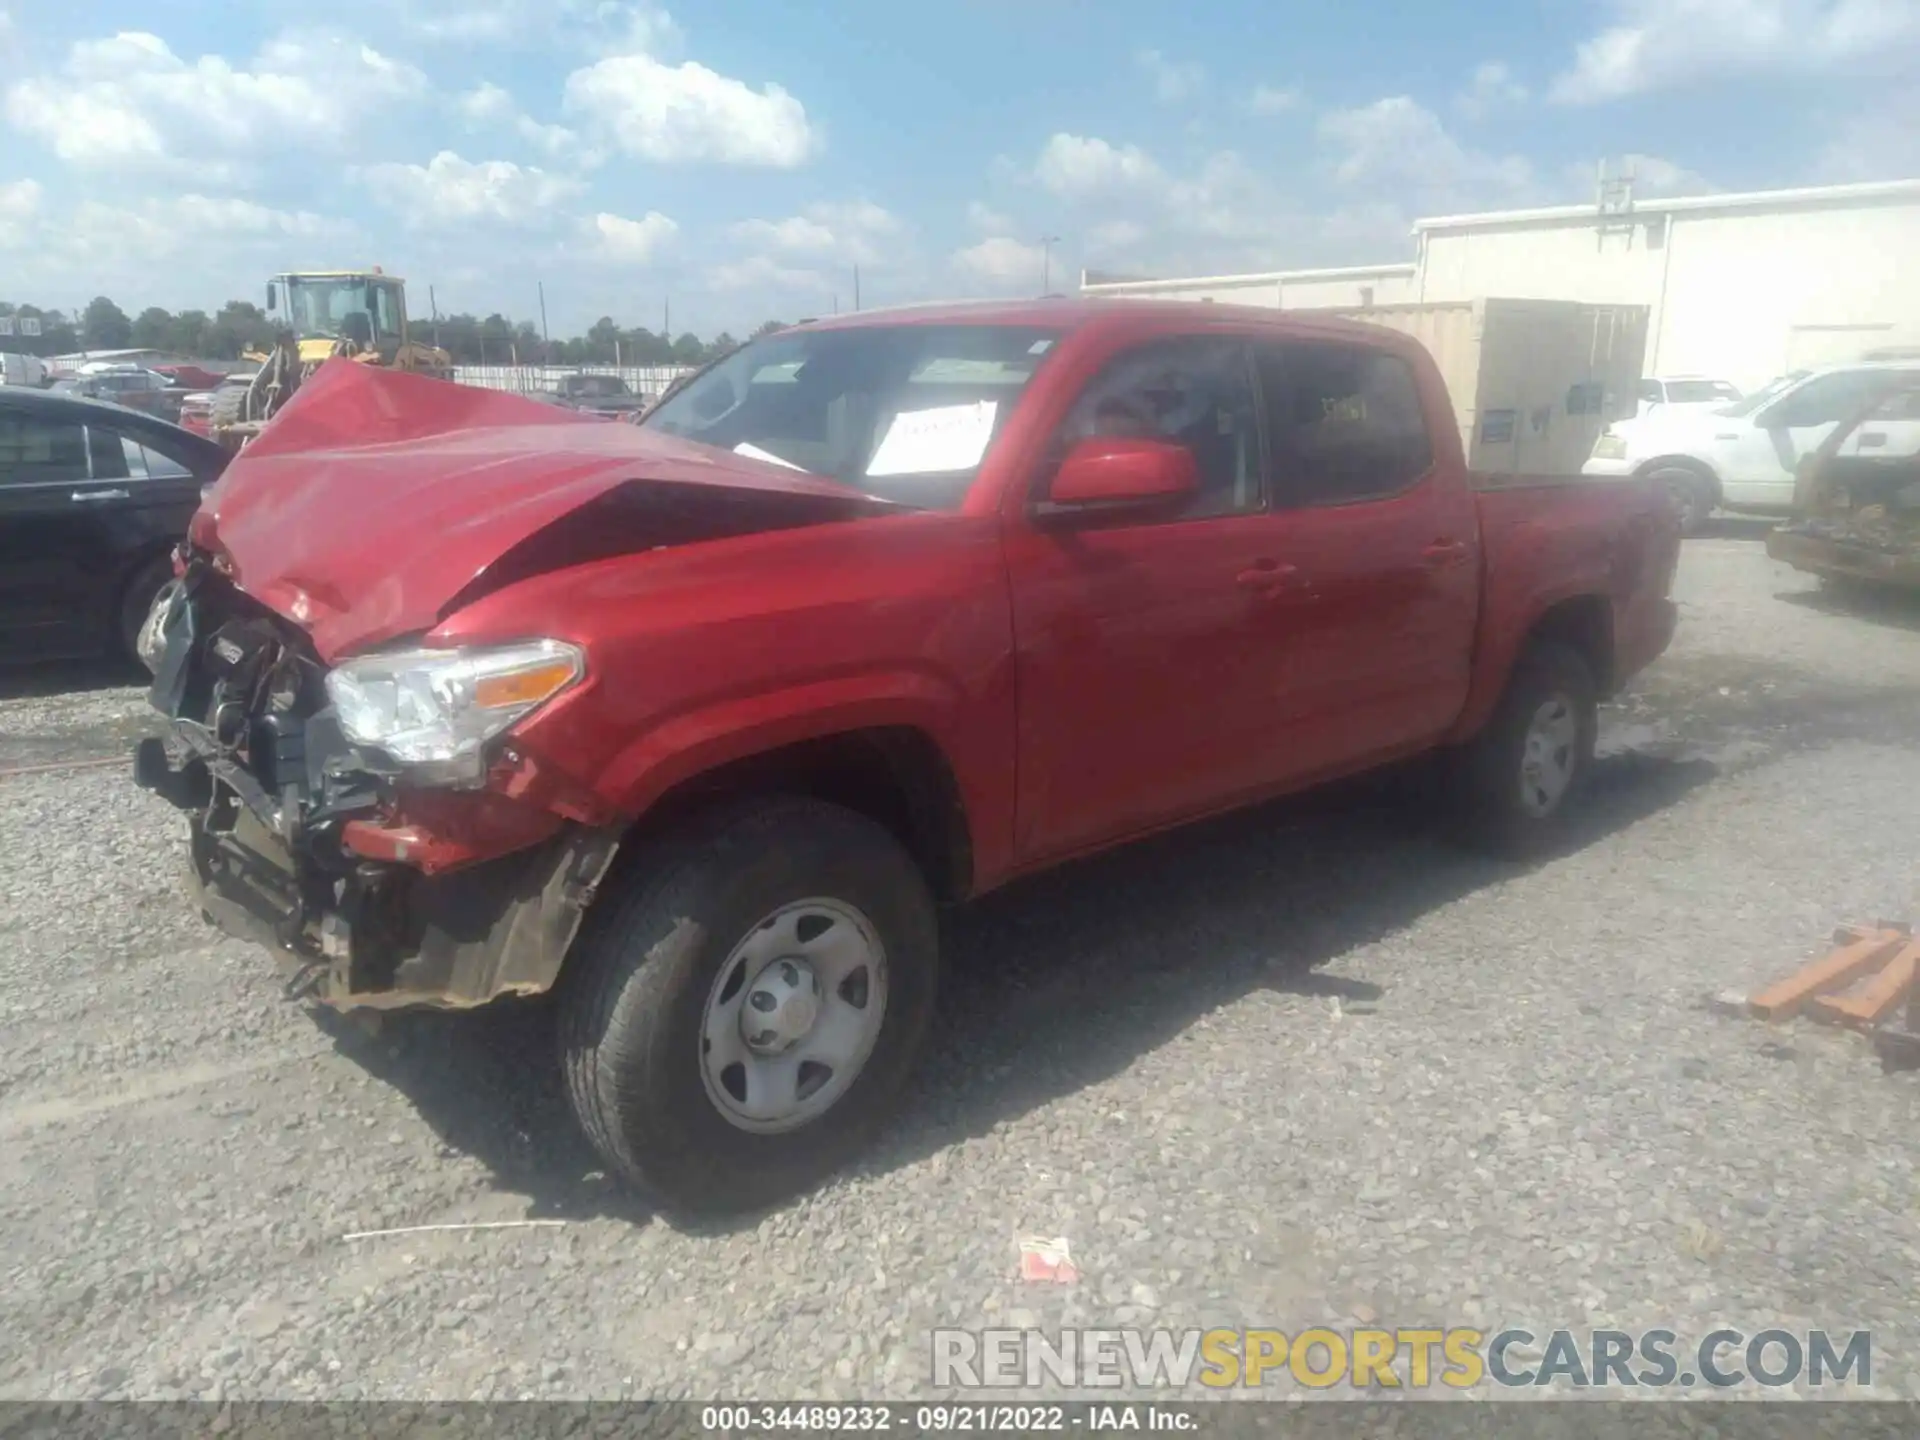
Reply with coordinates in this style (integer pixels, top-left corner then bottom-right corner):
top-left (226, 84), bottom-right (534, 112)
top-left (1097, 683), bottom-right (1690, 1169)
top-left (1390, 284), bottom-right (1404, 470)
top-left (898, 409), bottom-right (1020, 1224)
top-left (1635, 375), bottom-right (1741, 419)
top-left (1583, 363), bottom-right (1920, 534)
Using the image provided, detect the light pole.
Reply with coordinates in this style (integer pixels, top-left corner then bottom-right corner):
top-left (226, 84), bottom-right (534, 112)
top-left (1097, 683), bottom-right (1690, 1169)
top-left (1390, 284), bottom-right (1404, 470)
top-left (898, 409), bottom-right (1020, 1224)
top-left (1039, 236), bottom-right (1061, 296)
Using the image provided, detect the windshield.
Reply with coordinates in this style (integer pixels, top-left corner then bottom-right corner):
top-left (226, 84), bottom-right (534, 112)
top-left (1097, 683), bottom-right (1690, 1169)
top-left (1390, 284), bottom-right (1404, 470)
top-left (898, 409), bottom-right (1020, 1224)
top-left (642, 323), bottom-right (1064, 509)
top-left (1663, 379), bottom-right (1740, 404)
top-left (1719, 371), bottom-right (1807, 417)
top-left (279, 277), bottom-right (403, 346)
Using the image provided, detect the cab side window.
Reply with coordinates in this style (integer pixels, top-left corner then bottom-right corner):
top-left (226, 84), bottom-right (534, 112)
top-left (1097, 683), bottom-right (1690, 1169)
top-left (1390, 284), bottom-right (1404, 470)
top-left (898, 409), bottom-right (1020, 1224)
top-left (1256, 342), bottom-right (1433, 508)
top-left (1044, 336), bottom-right (1263, 520)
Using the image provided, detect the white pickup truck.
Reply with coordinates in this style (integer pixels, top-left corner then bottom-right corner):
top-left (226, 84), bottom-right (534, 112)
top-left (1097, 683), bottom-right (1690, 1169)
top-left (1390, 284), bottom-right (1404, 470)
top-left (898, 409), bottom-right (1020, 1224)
top-left (1584, 362), bottom-right (1920, 534)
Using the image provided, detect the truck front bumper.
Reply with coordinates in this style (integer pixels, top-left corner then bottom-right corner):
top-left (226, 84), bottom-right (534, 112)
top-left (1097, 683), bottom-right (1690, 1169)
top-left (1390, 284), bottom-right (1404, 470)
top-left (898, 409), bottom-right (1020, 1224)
top-left (133, 575), bottom-right (619, 1012)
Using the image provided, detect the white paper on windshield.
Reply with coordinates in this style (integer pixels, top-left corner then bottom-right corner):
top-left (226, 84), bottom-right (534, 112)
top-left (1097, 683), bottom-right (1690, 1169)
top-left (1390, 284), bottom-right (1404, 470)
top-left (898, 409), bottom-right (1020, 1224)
top-left (865, 401), bottom-right (998, 477)
top-left (734, 441), bottom-right (803, 470)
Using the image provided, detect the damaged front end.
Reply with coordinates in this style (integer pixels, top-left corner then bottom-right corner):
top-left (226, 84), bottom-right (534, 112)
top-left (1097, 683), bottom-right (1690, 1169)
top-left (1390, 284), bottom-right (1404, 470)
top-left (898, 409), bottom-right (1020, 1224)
top-left (133, 557), bottom-right (619, 1011)
top-left (1768, 385), bottom-right (1920, 590)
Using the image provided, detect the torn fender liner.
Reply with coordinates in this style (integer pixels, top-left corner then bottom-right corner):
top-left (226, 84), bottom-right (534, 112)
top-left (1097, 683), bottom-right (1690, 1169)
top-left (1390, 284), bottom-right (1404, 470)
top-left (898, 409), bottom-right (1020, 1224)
top-left (189, 359), bottom-right (900, 660)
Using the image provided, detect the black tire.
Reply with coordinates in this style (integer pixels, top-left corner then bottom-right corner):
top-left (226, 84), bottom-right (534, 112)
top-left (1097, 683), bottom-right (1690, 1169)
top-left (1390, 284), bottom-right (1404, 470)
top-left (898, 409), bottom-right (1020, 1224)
top-left (559, 797), bottom-right (939, 1216)
top-left (117, 554), bottom-right (176, 664)
top-left (1449, 642), bottom-right (1598, 858)
top-left (1647, 464), bottom-right (1715, 536)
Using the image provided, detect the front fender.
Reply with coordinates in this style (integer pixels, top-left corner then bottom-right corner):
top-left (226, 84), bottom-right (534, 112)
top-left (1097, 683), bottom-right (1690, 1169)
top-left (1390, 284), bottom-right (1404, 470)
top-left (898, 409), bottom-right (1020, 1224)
top-left (595, 667), bottom-right (972, 819)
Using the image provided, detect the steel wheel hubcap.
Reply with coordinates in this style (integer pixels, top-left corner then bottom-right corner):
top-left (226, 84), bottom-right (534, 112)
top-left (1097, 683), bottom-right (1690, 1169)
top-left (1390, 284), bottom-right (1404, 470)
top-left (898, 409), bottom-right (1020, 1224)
top-left (1519, 695), bottom-right (1578, 817)
top-left (700, 898), bottom-right (888, 1134)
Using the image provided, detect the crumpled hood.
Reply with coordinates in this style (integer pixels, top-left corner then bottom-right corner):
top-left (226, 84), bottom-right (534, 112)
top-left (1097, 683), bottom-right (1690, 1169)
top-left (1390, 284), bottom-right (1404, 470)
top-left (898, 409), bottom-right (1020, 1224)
top-left (191, 358), bottom-right (890, 660)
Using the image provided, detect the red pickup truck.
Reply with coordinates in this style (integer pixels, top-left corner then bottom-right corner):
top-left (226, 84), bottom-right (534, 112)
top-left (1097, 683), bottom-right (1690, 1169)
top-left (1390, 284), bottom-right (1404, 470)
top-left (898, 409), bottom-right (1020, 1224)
top-left (134, 300), bottom-right (1679, 1213)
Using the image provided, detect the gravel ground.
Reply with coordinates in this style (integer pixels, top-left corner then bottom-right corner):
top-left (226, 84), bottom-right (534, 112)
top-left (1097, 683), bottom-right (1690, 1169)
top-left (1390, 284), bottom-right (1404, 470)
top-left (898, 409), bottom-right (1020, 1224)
top-left (4, 525), bottom-right (1920, 1405)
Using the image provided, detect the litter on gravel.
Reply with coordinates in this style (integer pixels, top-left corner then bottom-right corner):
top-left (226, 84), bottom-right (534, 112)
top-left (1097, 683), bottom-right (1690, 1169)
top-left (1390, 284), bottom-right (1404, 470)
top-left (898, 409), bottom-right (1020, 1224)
top-left (1016, 1235), bottom-right (1079, 1284)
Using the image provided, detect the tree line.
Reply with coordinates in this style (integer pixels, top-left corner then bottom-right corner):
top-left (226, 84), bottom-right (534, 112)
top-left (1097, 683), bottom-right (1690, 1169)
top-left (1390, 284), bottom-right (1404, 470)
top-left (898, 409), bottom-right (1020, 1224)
top-left (0, 296), bottom-right (787, 367)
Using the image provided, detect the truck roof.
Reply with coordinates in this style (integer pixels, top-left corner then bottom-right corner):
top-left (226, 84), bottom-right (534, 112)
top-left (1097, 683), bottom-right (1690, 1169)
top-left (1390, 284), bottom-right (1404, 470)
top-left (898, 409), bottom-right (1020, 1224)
top-left (796, 296), bottom-right (1421, 348)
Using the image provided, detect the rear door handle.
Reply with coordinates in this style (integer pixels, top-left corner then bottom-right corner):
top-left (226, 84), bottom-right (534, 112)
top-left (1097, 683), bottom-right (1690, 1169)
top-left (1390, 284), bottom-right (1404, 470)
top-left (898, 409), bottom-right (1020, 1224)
top-left (1422, 538), bottom-right (1469, 565)
top-left (71, 489), bottom-right (130, 502)
top-left (1237, 560), bottom-right (1307, 594)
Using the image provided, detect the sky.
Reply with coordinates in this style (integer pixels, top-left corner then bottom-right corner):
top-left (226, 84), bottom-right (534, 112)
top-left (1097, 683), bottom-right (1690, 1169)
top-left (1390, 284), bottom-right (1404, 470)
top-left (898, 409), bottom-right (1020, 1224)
top-left (2, 0), bottom-right (1917, 338)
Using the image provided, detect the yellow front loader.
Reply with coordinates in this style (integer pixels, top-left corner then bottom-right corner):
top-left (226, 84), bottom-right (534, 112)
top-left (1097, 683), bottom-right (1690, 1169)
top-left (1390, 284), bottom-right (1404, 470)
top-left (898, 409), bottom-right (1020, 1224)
top-left (211, 268), bottom-right (454, 450)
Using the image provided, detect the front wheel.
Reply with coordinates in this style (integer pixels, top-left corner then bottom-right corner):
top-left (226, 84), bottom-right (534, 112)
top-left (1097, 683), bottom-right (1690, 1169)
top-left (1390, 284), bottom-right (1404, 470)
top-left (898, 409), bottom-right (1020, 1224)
top-left (1449, 642), bottom-right (1598, 858)
top-left (1649, 466), bottom-right (1715, 536)
top-left (559, 798), bottom-right (939, 1216)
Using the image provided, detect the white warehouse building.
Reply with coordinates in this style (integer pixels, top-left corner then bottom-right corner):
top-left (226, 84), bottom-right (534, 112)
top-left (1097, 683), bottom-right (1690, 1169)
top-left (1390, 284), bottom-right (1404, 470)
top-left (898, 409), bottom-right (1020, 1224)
top-left (1081, 178), bottom-right (1920, 393)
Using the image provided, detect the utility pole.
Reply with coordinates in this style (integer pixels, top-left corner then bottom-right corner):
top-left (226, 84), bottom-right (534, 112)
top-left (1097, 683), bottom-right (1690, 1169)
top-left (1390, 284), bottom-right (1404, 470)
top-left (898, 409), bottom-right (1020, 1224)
top-left (537, 281), bottom-right (551, 361)
top-left (663, 298), bottom-right (670, 339)
top-left (853, 265), bottom-right (861, 311)
top-left (428, 285), bottom-right (439, 347)
top-left (1039, 236), bottom-right (1062, 296)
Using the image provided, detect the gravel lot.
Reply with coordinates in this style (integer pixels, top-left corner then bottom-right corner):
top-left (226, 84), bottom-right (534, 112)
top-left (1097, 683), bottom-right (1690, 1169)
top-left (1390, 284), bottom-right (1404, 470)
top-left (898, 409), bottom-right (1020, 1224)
top-left (4, 525), bottom-right (1920, 1405)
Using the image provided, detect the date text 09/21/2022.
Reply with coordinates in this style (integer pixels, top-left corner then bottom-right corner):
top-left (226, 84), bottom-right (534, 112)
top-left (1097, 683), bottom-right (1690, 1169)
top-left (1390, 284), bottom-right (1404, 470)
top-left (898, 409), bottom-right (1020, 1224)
top-left (701, 1406), bottom-right (1194, 1432)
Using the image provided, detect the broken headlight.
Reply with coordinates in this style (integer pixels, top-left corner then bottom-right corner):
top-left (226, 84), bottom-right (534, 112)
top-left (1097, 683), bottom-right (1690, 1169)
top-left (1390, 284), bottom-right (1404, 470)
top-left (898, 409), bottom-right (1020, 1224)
top-left (324, 639), bottom-right (584, 768)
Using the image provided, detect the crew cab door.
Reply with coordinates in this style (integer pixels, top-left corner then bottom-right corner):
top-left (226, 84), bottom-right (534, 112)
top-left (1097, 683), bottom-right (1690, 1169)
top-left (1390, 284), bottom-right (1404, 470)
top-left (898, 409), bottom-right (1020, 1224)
top-left (1000, 333), bottom-right (1288, 861)
top-left (1250, 337), bottom-right (1480, 780)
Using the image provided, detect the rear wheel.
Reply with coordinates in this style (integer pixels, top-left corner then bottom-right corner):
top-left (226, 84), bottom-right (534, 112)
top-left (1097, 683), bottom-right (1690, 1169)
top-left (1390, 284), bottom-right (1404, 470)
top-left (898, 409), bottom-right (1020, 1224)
top-left (559, 798), bottom-right (939, 1216)
top-left (1450, 642), bottom-right (1598, 858)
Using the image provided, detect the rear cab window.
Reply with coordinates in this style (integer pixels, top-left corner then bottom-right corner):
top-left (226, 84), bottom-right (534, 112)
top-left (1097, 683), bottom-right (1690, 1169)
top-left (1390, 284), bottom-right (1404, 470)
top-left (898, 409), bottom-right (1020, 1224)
top-left (1256, 341), bottom-right (1433, 506)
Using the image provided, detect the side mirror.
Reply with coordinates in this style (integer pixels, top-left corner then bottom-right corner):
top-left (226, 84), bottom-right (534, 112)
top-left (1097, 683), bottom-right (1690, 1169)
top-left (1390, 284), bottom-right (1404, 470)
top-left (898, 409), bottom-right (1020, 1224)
top-left (265, 283), bottom-right (278, 311)
top-left (1043, 437), bottom-right (1199, 512)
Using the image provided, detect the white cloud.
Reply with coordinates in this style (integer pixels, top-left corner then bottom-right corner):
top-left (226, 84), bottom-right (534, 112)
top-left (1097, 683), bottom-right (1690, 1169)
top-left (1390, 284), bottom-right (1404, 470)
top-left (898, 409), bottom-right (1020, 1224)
top-left (1087, 218), bottom-right (1148, 253)
top-left (950, 236), bottom-right (1047, 288)
top-left (456, 81), bottom-right (594, 163)
top-left (728, 200), bottom-right (903, 266)
top-left (563, 51), bottom-right (815, 166)
top-left (458, 82), bottom-right (517, 124)
top-left (1456, 60), bottom-right (1528, 118)
top-left (0, 177), bottom-right (41, 247)
top-left (588, 210), bottom-right (679, 262)
top-left (1136, 48), bottom-right (1204, 103)
top-left (4, 28), bottom-right (427, 179)
top-left (1248, 85), bottom-right (1303, 115)
top-left (966, 200), bottom-right (1014, 234)
top-left (361, 151), bottom-right (585, 227)
top-left (1033, 132), bottom-right (1166, 199)
top-left (707, 254), bottom-right (830, 294)
top-left (1319, 96), bottom-right (1533, 200)
top-left (1551, 0), bottom-right (1920, 103)
top-left (399, 0), bottom-right (681, 54)
top-left (1817, 88), bottom-right (1920, 181)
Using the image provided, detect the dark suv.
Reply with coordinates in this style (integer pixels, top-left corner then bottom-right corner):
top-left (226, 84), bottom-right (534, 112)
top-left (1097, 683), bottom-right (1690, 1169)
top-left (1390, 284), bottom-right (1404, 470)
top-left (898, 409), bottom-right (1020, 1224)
top-left (0, 387), bottom-right (230, 664)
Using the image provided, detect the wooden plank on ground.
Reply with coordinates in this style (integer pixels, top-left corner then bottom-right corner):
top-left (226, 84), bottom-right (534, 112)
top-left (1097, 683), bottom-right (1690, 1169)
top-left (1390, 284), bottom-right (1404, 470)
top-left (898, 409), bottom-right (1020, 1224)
top-left (1810, 942), bottom-right (1920, 1027)
top-left (1749, 930), bottom-right (1905, 1021)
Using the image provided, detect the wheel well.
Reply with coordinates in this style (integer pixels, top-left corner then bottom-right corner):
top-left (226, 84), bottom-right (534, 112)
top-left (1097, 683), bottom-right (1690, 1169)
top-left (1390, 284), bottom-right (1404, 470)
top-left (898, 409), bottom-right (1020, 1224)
top-left (113, 546), bottom-right (176, 634)
top-left (626, 727), bottom-right (974, 902)
top-left (1635, 455), bottom-right (1720, 499)
top-left (1526, 595), bottom-right (1614, 695)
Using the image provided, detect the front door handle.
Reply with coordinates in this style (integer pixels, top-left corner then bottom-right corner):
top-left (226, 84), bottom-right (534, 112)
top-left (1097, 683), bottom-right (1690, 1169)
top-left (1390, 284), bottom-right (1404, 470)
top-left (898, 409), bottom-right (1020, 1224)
top-left (71, 489), bottom-right (130, 502)
top-left (1422, 538), bottom-right (1470, 566)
